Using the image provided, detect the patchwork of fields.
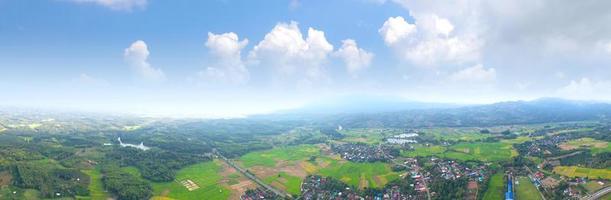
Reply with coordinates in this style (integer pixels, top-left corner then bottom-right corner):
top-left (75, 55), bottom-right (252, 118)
top-left (400, 142), bottom-right (515, 162)
top-left (558, 138), bottom-right (610, 154)
top-left (553, 166), bottom-right (611, 180)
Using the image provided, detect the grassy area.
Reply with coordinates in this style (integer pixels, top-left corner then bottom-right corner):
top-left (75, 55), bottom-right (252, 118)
top-left (317, 160), bottom-right (399, 189)
top-left (400, 145), bottom-right (446, 157)
top-left (446, 142), bottom-right (514, 162)
top-left (152, 160), bottom-right (230, 200)
top-left (239, 145), bottom-right (320, 167)
top-left (515, 176), bottom-right (543, 200)
top-left (558, 138), bottom-right (610, 154)
top-left (553, 166), bottom-right (611, 179)
top-left (120, 166), bottom-right (142, 177)
top-left (263, 172), bottom-right (302, 196)
top-left (82, 169), bottom-right (109, 200)
top-left (339, 128), bottom-right (403, 144)
top-left (482, 172), bottom-right (504, 200)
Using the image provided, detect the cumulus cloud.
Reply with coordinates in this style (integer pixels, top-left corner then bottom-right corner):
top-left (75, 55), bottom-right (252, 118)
top-left (334, 39), bottom-right (374, 78)
top-left (378, 16), bottom-right (416, 46)
top-left (557, 78), bottom-right (611, 100)
top-left (69, 0), bottom-right (147, 11)
top-left (248, 21), bottom-right (333, 85)
top-left (450, 64), bottom-right (496, 82)
top-left (379, 15), bottom-right (481, 67)
top-left (197, 32), bottom-right (249, 85)
top-left (124, 40), bottom-right (166, 82)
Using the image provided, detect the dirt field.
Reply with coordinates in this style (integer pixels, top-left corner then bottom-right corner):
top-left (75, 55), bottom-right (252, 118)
top-left (218, 161), bottom-right (256, 200)
top-left (0, 171), bottom-right (11, 186)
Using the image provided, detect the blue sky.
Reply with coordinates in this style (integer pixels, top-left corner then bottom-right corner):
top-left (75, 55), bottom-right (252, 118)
top-left (2, 0), bottom-right (611, 117)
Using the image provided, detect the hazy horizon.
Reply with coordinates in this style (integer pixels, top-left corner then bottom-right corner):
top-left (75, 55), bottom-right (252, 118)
top-left (2, 0), bottom-right (611, 117)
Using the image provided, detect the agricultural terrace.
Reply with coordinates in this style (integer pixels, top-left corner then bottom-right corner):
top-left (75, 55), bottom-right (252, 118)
top-left (553, 166), bottom-right (611, 180)
top-left (482, 172), bottom-right (505, 200)
top-left (515, 176), bottom-right (543, 200)
top-left (152, 161), bottom-right (232, 200)
top-left (338, 128), bottom-right (404, 144)
top-left (239, 145), bottom-right (320, 168)
top-left (558, 138), bottom-right (610, 154)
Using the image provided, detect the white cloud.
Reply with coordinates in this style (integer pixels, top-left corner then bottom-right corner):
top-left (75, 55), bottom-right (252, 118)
top-left (334, 39), bottom-right (374, 78)
top-left (248, 21), bottom-right (333, 84)
top-left (450, 64), bottom-right (496, 82)
top-left (378, 16), bottom-right (416, 46)
top-left (124, 40), bottom-right (166, 82)
top-left (557, 78), bottom-right (611, 100)
top-left (379, 15), bottom-right (481, 66)
top-left (69, 0), bottom-right (147, 11)
top-left (197, 32), bottom-right (249, 84)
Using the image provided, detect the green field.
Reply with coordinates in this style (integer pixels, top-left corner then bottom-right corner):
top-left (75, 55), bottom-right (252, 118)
top-left (400, 145), bottom-right (446, 157)
top-left (515, 176), bottom-right (542, 200)
top-left (82, 169), bottom-right (109, 200)
top-left (263, 172), bottom-right (302, 195)
top-left (446, 142), bottom-right (514, 162)
top-left (482, 172), bottom-right (504, 200)
top-left (120, 166), bottom-right (142, 177)
top-left (339, 128), bottom-right (403, 144)
top-left (553, 166), bottom-right (611, 179)
top-left (152, 160), bottom-right (230, 200)
top-left (421, 128), bottom-right (491, 141)
top-left (239, 145), bottom-right (320, 167)
top-left (317, 160), bottom-right (399, 189)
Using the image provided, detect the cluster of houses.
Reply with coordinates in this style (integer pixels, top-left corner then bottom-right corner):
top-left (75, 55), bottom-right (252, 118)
top-left (402, 158), bottom-right (429, 193)
top-left (239, 188), bottom-right (280, 200)
top-left (433, 159), bottom-right (487, 182)
top-left (332, 143), bottom-right (393, 162)
top-left (300, 175), bottom-right (362, 200)
top-left (301, 175), bottom-right (419, 200)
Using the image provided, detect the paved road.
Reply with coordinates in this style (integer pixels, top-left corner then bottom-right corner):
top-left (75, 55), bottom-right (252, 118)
top-left (582, 186), bottom-right (611, 200)
top-left (213, 149), bottom-right (291, 199)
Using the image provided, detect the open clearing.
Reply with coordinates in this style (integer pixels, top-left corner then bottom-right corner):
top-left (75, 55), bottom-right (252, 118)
top-left (152, 160), bottom-right (231, 200)
top-left (482, 172), bottom-right (504, 200)
top-left (553, 166), bottom-right (611, 180)
top-left (515, 176), bottom-right (543, 200)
